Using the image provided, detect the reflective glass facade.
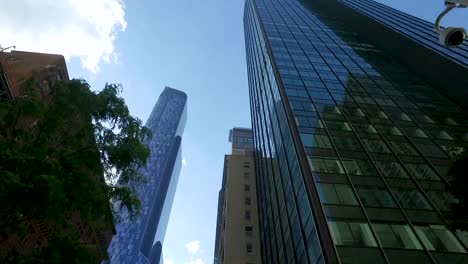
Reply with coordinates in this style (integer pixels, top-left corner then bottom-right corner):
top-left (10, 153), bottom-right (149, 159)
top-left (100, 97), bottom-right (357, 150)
top-left (337, 0), bottom-right (468, 67)
top-left (244, 0), bottom-right (468, 263)
top-left (107, 87), bottom-right (187, 264)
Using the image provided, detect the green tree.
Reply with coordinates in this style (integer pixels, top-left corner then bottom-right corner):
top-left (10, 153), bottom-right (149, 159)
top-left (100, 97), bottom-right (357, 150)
top-left (447, 145), bottom-right (468, 231)
top-left (0, 79), bottom-right (151, 263)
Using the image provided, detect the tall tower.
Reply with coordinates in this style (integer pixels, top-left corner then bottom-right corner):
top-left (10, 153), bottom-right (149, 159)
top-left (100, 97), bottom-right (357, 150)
top-left (244, 0), bottom-right (468, 263)
top-left (108, 87), bottom-right (187, 264)
top-left (214, 128), bottom-right (262, 264)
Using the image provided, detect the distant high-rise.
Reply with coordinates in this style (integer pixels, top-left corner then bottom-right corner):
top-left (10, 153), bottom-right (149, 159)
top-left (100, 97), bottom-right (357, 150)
top-left (108, 87), bottom-right (187, 264)
top-left (214, 128), bottom-right (261, 264)
top-left (229, 127), bottom-right (255, 155)
top-left (244, 0), bottom-right (468, 263)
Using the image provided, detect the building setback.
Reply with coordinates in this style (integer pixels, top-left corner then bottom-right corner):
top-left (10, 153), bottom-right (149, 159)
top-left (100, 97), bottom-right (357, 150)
top-left (107, 87), bottom-right (187, 264)
top-left (229, 127), bottom-right (255, 155)
top-left (244, 0), bottom-right (468, 263)
top-left (214, 128), bottom-right (261, 264)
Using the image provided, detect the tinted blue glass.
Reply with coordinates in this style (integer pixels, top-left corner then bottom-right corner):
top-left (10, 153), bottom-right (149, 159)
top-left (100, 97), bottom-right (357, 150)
top-left (245, 0), bottom-right (468, 262)
top-left (107, 87), bottom-right (187, 264)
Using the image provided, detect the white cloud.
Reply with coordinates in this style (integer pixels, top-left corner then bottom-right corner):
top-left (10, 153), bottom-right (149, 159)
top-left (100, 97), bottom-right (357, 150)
top-left (0, 0), bottom-right (127, 73)
top-left (182, 157), bottom-right (187, 167)
top-left (184, 259), bottom-right (204, 264)
top-left (185, 240), bottom-right (200, 255)
top-left (164, 257), bottom-right (175, 264)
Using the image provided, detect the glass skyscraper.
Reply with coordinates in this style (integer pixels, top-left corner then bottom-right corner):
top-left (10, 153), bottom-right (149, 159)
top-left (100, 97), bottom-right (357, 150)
top-left (107, 87), bottom-right (187, 264)
top-left (244, 0), bottom-right (468, 263)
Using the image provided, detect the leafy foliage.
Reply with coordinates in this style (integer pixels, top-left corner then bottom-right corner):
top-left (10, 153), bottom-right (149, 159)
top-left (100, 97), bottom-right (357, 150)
top-left (447, 145), bottom-right (468, 231)
top-left (0, 79), bottom-right (151, 263)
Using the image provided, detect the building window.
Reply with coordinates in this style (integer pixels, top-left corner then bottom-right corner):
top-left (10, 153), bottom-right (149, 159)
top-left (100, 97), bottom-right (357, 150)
top-left (317, 183), bottom-right (358, 205)
top-left (245, 210), bottom-right (251, 220)
top-left (328, 221), bottom-right (378, 247)
top-left (244, 184), bottom-right (251, 192)
top-left (393, 189), bottom-right (431, 210)
top-left (300, 134), bottom-right (333, 148)
top-left (246, 226), bottom-right (253, 237)
top-left (356, 187), bottom-right (396, 208)
top-left (361, 139), bottom-right (391, 153)
top-left (245, 197), bottom-right (251, 206)
top-left (404, 163), bottom-right (439, 181)
top-left (324, 120), bottom-right (352, 131)
top-left (375, 161), bottom-right (409, 178)
top-left (415, 225), bottom-right (466, 253)
top-left (246, 243), bottom-right (253, 254)
top-left (373, 223), bottom-right (423, 249)
top-left (308, 157), bottom-right (345, 174)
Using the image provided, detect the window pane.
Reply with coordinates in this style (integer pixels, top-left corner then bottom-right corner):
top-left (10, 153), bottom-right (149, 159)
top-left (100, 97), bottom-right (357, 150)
top-left (387, 141), bottom-right (418, 155)
top-left (393, 189), bottom-right (431, 210)
top-left (342, 160), bottom-right (363, 175)
top-left (349, 222), bottom-right (378, 247)
top-left (375, 161), bottom-right (409, 178)
top-left (335, 185), bottom-right (359, 206)
top-left (392, 225), bottom-right (423, 249)
top-left (328, 221), bottom-right (377, 247)
top-left (309, 158), bottom-right (327, 172)
top-left (325, 120), bottom-right (352, 131)
top-left (361, 139), bottom-right (391, 153)
top-left (373, 224), bottom-right (400, 248)
top-left (325, 159), bottom-right (345, 174)
top-left (415, 226), bottom-right (466, 253)
top-left (318, 183), bottom-right (340, 204)
top-left (329, 221), bottom-right (354, 246)
top-left (405, 163), bottom-right (439, 181)
top-left (373, 224), bottom-right (422, 249)
top-left (356, 187), bottom-right (396, 208)
top-left (315, 135), bottom-right (333, 148)
top-left (301, 133), bottom-right (314, 147)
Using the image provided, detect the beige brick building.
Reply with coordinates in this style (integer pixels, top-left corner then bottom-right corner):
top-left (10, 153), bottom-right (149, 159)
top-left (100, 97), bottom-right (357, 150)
top-left (214, 128), bottom-right (261, 264)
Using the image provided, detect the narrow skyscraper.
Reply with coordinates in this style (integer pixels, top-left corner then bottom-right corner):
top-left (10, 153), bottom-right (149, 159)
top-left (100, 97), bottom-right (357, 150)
top-left (244, 0), bottom-right (468, 263)
top-left (108, 87), bottom-right (187, 264)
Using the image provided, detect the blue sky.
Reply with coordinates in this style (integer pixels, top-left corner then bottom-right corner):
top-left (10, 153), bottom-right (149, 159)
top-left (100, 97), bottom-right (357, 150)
top-left (67, 1), bottom-right (251, 263)
top-left (59, 1), bottom-right (468, 264)
top-left (2, 0), bottom-right (467, 263)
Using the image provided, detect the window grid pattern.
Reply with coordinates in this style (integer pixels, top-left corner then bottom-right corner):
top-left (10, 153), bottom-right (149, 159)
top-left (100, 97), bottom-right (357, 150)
top-left (245, 1), bottom-right (325, 263)
top-left (338, 0), bottom-right (468, 67)
top-left (107, 88), bottom-right (187, 264)
top-left (244, 0), bottom-right (468, 263)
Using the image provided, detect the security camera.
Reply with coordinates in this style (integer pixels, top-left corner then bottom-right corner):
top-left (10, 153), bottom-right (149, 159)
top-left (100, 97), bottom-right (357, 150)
top-left (439, 27), bottom-right (467, 48)
top-left (434, 1), bottom-right (467, 48)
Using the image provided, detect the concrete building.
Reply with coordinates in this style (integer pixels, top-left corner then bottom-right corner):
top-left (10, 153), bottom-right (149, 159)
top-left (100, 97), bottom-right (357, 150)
top-left (214, 128), bottom-right (261, 264)
top-left (244, 0), bottom-right (468, 263)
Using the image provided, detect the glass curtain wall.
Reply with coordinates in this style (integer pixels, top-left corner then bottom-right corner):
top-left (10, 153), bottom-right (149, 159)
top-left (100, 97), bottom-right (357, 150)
top-left (244, 0), bottom-right (468, 263)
